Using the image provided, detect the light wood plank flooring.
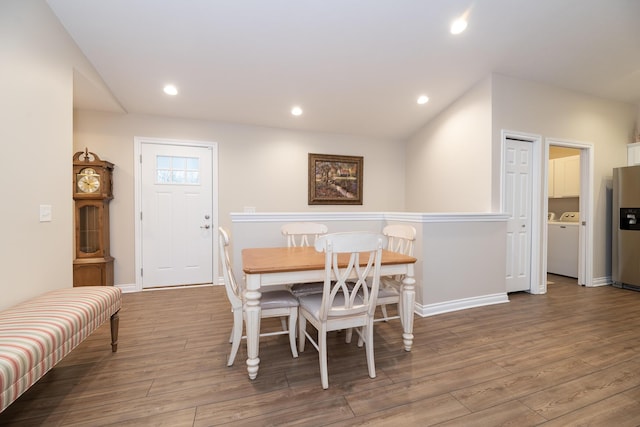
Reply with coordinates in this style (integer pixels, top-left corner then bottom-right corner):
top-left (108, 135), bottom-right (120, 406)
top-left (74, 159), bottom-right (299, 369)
top-left (4, 275), bottom-right (640, 426)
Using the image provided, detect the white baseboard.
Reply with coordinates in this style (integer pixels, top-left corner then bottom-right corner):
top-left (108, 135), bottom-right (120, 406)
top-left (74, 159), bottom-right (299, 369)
top-left (589, 276), bottom-right (611, 287)
top-left (116, 283), bottom-right (137, 293)
top-left (415, 293), bottom-right (509, 317)
top-left (116, 281), bottom-right (223, 294)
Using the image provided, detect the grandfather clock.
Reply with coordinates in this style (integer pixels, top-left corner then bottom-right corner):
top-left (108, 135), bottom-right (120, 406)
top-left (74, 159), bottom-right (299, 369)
top-left (72, 149), bottom-right (114, 287)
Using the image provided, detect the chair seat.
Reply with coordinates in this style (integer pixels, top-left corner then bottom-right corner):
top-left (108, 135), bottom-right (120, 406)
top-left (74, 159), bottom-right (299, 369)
top-left (261, 290), bottom-right (299, 309)
top-left (298, 293), bottom-right (365, 319)
top-left (290, 281), bottom-right (355, 297)
top-left (376, 286), bottom-right (399, 301)
top-left (360, 282), bottom-right (399, 301)
top-left (290, 282), bottom-right (324, 297)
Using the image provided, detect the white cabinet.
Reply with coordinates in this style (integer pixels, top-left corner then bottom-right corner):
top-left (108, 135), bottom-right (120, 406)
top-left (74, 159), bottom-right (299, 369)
top-left (548, 155), bottom-right (579, 198)
top-left (628, 143), bottom-right (640, 166)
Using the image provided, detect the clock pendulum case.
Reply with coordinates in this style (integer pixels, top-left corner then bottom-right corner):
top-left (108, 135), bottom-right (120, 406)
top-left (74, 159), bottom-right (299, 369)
top-left (72, 149), bottom-right (115, 286)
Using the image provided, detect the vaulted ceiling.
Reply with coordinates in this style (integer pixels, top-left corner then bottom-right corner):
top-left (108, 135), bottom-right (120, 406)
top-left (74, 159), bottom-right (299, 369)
top-left (48, 0), bottom-right (640, 140)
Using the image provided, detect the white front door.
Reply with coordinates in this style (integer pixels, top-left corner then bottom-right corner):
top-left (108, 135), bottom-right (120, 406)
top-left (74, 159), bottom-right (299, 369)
top-left (504, 138), bottom-right (533, 292)
top-left (140, 141), bottom-right (215, 288)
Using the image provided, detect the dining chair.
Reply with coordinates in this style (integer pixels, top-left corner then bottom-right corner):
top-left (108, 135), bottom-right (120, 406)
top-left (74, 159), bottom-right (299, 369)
top-left (376, 224), bottom-right (417, 323)
top-left (297, 231), bottom-right (387, 389)
top-left (218, 227), bottom-right (299, 366)
top-left (345, 223), bottom-right (417, 346)
top-left (281, 222), bottom-right (328, 297)
top-left (281, 222), bottom-right (328, 247)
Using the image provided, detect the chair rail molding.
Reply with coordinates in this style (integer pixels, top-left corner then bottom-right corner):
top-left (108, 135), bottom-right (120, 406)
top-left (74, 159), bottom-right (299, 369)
top-left (230, 211), bottom-right (509, 223)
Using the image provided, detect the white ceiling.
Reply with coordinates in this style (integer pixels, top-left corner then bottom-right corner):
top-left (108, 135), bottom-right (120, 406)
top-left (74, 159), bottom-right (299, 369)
top-left (47, 0), bottom-right (640, 140)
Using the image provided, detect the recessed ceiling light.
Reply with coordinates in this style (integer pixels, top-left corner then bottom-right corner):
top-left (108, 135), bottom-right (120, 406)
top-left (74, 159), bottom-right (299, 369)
top-left (163, 84), bottom-right (178, 95)
top-left (291, 106), bottom-right (303, 116)
top-left (417, 95), bottom-right (429, 105)
top-left (450, 17), bottom-right (467, 34)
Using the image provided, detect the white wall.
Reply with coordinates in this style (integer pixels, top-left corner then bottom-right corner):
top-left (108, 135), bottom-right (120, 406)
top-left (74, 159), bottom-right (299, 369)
top-left (73, 111), bottom-right (406, 286)
top-left (405, 76), bottom-right (493, 212)
top-left (491, 73), bottom-right (637, 282)
top-left (0, 0), bottom-right (113, 310)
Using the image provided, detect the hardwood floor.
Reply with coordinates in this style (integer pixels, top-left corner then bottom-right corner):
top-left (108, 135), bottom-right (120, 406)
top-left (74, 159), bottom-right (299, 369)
top-left (4, 275), bottom-right (640, 426)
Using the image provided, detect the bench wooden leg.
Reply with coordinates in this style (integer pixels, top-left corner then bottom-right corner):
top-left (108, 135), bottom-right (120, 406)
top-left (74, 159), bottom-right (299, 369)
top-left (110, 310), bottom-right (120, 352)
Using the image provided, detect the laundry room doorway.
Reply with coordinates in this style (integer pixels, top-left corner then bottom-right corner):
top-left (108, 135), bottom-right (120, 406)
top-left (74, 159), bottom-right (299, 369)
top-left (545, 139), bottom-right (593, 287)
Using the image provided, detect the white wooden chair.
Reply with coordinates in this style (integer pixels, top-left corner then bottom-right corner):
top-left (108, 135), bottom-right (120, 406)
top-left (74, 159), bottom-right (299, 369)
top-left (218, 227), bottom-right (299, 366)
top-left (297, 232), bottom-right (387, 389)
top-left (281, 222), bottom-right (328, 297)
top-left (375, 224), bottom-right (416, 323)
top-left (281, 222), bottom-right (328, 247)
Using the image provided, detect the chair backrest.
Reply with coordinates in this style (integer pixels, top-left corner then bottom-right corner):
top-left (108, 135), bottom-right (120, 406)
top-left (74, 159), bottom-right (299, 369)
top-left (218, 227), bottom-right (242, 309)
top-left (281, 222), bottom-right (328, 247)
top-left (314, 232), bottom-right (387, 320)
top-left (383, 224), bottom-right (416, 256)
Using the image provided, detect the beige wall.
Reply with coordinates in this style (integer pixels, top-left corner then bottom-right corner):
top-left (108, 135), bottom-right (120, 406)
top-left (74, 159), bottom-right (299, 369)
top-left (405, 76), bottom-right (493, 212)
top-left (491, 73), bottom-right (637, 281)
top-left (419, 219), bottom-right (507, 310)
top-left (0, 0), bottom-right (114, 310)
top-left (73, 111), bottom-right (406, 286)
top-left (403, 72), bottom-right (637, 284)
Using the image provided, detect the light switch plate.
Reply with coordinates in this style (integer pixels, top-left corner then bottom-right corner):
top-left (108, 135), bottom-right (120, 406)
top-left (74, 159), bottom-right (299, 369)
top-left (39, 204), bottom-right (52, 222)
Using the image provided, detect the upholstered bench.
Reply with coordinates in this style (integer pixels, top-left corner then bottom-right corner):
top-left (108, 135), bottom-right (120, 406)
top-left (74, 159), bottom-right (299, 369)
top-left (0, 286), bottom-right (121, 412)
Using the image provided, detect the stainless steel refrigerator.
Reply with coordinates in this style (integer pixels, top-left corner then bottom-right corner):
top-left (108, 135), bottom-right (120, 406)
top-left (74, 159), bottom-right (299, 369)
top-left (612, 165), bottom-right (640, 289)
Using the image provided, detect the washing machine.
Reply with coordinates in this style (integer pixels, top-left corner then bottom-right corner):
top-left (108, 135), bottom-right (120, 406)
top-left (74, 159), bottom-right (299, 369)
top-left (547, 212), bottom-right (579, 278)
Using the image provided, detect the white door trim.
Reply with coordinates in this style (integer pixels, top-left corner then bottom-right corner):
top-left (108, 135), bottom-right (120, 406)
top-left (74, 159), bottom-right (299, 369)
top-left (133, 136), bottom-right (219, 292)
top-left (500, 130), bottom-right (542, 294)
top-left (545, 138), bottom-right (594, 287)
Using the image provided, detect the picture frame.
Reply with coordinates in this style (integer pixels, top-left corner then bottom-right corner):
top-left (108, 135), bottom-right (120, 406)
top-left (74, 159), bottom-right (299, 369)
top-left (308, 153), bottom-right (363, 205)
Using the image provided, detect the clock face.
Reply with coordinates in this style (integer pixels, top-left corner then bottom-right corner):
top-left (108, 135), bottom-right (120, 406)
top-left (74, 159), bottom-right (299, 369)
top-left (77, 168), bottom-right (101, 193)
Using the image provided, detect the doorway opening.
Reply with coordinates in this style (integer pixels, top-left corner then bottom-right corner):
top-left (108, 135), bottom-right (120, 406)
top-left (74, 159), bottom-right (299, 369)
top-left (544, 139), bottom-right (593, 288)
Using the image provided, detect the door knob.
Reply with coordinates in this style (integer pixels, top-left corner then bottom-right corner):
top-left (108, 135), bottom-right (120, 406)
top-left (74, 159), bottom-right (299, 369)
top-left (200, 224), bottom-right (211, 229)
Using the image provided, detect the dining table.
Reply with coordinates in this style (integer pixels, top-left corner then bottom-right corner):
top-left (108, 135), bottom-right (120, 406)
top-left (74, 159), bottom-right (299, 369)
top-left (241, 245), bottom-right (417, 380)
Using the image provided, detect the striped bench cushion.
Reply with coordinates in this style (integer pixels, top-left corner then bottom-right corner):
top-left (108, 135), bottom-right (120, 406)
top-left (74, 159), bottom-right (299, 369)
top-left (0, 286), bottom-right (121, 413)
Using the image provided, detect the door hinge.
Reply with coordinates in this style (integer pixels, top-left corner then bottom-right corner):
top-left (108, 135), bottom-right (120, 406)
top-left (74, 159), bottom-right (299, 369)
top-left (140, 211), bottom-right (143, 221)
top-left (140, 268), bottom-right (143, 277)
top-left (139, 154), bottom-right (142, 163)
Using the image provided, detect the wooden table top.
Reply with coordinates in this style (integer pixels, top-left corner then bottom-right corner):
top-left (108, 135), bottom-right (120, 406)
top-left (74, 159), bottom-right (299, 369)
top-left (242, 246), bottom-right (416, 275)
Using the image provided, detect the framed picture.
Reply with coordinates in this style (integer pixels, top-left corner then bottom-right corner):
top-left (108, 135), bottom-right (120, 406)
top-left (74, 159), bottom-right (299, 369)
top-left (308, 153), bottom-right (363, 205)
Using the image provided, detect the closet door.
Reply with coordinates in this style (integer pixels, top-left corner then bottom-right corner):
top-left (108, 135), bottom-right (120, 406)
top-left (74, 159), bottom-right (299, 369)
top-left (504, 138), bottom-right (533, 293)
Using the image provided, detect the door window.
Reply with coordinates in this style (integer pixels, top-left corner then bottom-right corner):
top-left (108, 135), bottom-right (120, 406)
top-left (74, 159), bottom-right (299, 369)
top-left (156, 156), bottom-right (200, 185)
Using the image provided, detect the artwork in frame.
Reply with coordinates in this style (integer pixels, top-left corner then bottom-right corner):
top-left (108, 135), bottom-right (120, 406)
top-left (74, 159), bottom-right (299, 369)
top-left (308, 153), bottom-right (363, 205)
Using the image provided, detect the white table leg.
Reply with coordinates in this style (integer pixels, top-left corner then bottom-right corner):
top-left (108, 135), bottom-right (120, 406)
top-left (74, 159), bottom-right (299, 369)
top-left (401, 265), bottom-right (415, 351)
top-left (244, 274), bottom-right (262, 379)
